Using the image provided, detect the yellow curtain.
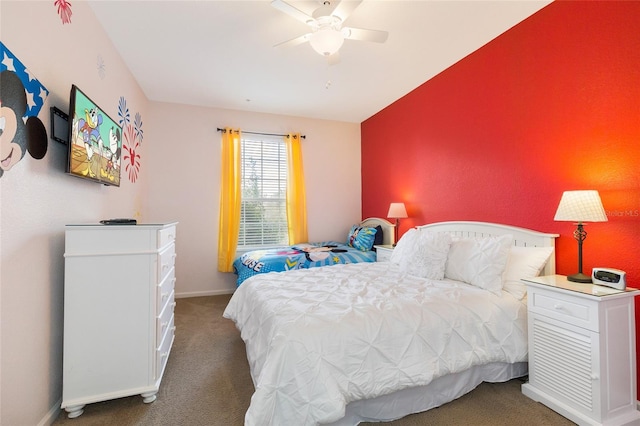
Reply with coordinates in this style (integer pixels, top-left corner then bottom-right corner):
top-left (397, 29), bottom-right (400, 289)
top-left (285, 133), bottom-right (308, 244)
top-left (217, 128), bottom-right (242, 272)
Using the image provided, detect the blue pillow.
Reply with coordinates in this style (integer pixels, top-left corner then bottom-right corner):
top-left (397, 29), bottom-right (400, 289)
top-left (347, 225), bottom-right (378, 251)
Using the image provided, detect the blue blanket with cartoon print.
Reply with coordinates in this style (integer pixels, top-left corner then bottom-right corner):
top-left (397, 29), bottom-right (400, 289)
top-left (233, 241), bottom-right (377, 286)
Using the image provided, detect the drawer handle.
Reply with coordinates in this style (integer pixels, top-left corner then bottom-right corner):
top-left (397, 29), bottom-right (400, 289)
top-left (553, 304), bottom-right (564, 310)
top-left (591, 373), bottom-right (599, 381)
top-left (162, 292), bottom-right (169, 300)
top-left (161, 352), bottom-right (169, 360)
top-left (161, 321), bottom-right (168, 330)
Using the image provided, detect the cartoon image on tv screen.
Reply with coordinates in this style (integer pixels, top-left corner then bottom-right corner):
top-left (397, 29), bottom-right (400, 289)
top-left (68, 86), bottom-right (122, 186)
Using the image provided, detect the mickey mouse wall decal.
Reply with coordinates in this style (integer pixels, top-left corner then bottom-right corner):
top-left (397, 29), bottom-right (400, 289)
top-left (0, 42), bottom-right (49, 178)
top-left (0, 70), bottom-right (48, 178)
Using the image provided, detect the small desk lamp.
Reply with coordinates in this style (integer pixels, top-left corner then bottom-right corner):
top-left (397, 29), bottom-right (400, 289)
top-left (553, 190), bottom-right (608, 283)
top-left (387, 202), bottom-right (408, 246)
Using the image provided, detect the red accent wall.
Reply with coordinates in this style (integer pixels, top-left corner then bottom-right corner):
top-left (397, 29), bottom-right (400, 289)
top-left (362, 0), bottom-right (640, 394)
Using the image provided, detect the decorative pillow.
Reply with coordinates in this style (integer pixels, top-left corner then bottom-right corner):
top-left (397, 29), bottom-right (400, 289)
top-left (399, 230), bottom-right (452, 279)
top-left (373, 225), bottom-right (384, 247)
top-left (502, 246), bottom-right (554, 300)
top-left (346, 225), bottom-right (378, 251)
top-left (390, 228), bottom-right (418, 264)
top-left (445, 234), bottom-right (513, 295)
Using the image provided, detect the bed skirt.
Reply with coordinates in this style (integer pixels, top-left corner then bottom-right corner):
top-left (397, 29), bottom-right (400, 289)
top-left (324, 362), bottom-right (528, 426)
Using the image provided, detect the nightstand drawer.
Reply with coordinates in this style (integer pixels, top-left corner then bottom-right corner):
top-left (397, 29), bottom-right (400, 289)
top-left (528, 287), bottom-right (599, 332)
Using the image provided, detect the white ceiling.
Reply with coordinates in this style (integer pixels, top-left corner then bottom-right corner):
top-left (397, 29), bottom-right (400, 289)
top-left (88, 0), bottom-right (551, 123)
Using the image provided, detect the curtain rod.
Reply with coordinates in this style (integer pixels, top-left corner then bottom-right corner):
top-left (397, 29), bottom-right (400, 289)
top-left (216, 127), bottom-right (306, 139)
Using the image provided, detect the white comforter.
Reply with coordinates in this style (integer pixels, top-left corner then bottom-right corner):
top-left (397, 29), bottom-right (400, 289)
top-left (223, 262), bottom-right (528, 426)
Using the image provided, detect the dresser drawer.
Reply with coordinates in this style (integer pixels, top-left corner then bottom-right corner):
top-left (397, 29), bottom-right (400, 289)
top-left (528, 287), bottom-right (599, 332)
top-left (157, 243), bottom-right (176, 283)
top-left (156, 290), bottom-right (175, 343)
top-left (156, 267), bottom-right (175, 313)
top-left (158, 226), bottom-right (176, 250)
top-left (155, 315), bottom-right (175, 380)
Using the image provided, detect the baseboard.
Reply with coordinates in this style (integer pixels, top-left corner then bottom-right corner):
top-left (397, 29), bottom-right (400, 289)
top-left (175, 288), bottom-right (234, 298)
top-left (39, 398), bottom-right (61, 426)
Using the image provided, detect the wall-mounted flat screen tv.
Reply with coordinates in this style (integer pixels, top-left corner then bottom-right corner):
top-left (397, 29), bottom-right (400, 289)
top-left (66, 85), bottom-right (122, 186)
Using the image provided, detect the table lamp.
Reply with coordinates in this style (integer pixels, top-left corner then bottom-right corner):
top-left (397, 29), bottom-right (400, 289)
top-left (387, 202), bottom-right (408, 246)
top-left (553, 190), bottom-right (607, 283)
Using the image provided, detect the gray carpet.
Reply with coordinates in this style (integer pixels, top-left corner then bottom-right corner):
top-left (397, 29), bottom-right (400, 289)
top-left (53, 294), bottom-right (574, 425)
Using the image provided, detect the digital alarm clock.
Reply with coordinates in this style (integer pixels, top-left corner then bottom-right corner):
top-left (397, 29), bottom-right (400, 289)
top-left (592, 267), bottom-right (627, 290)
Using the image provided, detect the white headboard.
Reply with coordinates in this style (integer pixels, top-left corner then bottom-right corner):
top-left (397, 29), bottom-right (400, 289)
top-left (360, 217), bottom-right (396, 246)
top-left (417, 221), bottom-right (559, 275)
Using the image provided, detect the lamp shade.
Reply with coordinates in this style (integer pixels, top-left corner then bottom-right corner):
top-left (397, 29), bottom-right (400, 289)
top-left (387, 202), bottom-right (408, 219)
top-left (554, 190), bottom-right (608, 223)
top-left (309, 27), bottom-right (344, 56)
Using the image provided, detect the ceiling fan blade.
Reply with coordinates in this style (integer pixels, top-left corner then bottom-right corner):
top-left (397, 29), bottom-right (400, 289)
top-left (274, 33), bottom-right (312, 48)
top-left (331, 0), bottom-right (362, 23)
top-left (271, 0), bottom-right (315, 25)
top-left (342, 27), bottom-right (388, 43)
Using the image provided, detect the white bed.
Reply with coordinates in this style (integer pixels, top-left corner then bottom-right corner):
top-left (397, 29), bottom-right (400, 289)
top-left (224, 221), bottom-right (558, 425)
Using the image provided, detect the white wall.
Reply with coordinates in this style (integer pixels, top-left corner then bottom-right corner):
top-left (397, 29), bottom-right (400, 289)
top-left (145, 102), bottom-right (362, 296)
top-left (0, 2), bottom-right (149, 424)
top-left (1, 1), bottom-right (363, 424)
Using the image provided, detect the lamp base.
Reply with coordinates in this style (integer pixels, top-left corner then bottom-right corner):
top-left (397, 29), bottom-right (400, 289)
top-left (567, 272), bottom-right (592, 283)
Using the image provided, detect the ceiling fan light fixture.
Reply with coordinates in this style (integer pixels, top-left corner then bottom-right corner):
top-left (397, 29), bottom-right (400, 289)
top-left (309, 27), bottom-right (344, 56)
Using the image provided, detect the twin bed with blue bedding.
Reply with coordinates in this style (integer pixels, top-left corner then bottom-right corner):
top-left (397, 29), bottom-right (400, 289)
top-left (233, 217), bottom-right (395, 285)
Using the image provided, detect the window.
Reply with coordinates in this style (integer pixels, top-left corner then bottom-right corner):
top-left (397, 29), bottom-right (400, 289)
top-left (237, 134), bottom-right (288, 248)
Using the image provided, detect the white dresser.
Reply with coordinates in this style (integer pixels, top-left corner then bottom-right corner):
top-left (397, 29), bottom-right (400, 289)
top-left (61, 222), bottom-right (178, 418)
top-left (522, 275), bottom-right (640, 426)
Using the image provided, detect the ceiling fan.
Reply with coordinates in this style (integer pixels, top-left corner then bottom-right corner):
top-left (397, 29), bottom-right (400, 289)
top-left (271, 0), bottom-right (388, 63)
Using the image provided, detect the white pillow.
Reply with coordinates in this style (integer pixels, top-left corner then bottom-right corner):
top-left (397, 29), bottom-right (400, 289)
top-left (502, 246), bottom-right (554, 300)
top-left (445, 234), bottom-right (513, 295)
top-left (390, 228), bottom-right (417, 265)
top-left (400, 230), bottom-right (452, 279)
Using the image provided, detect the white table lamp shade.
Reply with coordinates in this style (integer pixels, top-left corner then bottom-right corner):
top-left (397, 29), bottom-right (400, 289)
top-left (387, 203), bottom-right (408, 219)
top-left (554, 190), bottom-right (607, 223)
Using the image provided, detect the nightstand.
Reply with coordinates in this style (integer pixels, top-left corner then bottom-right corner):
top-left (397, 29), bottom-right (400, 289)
top-left (521, 275), bottom-right (640, 426)
top-left (374, 245), bottom-right (394, 262)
